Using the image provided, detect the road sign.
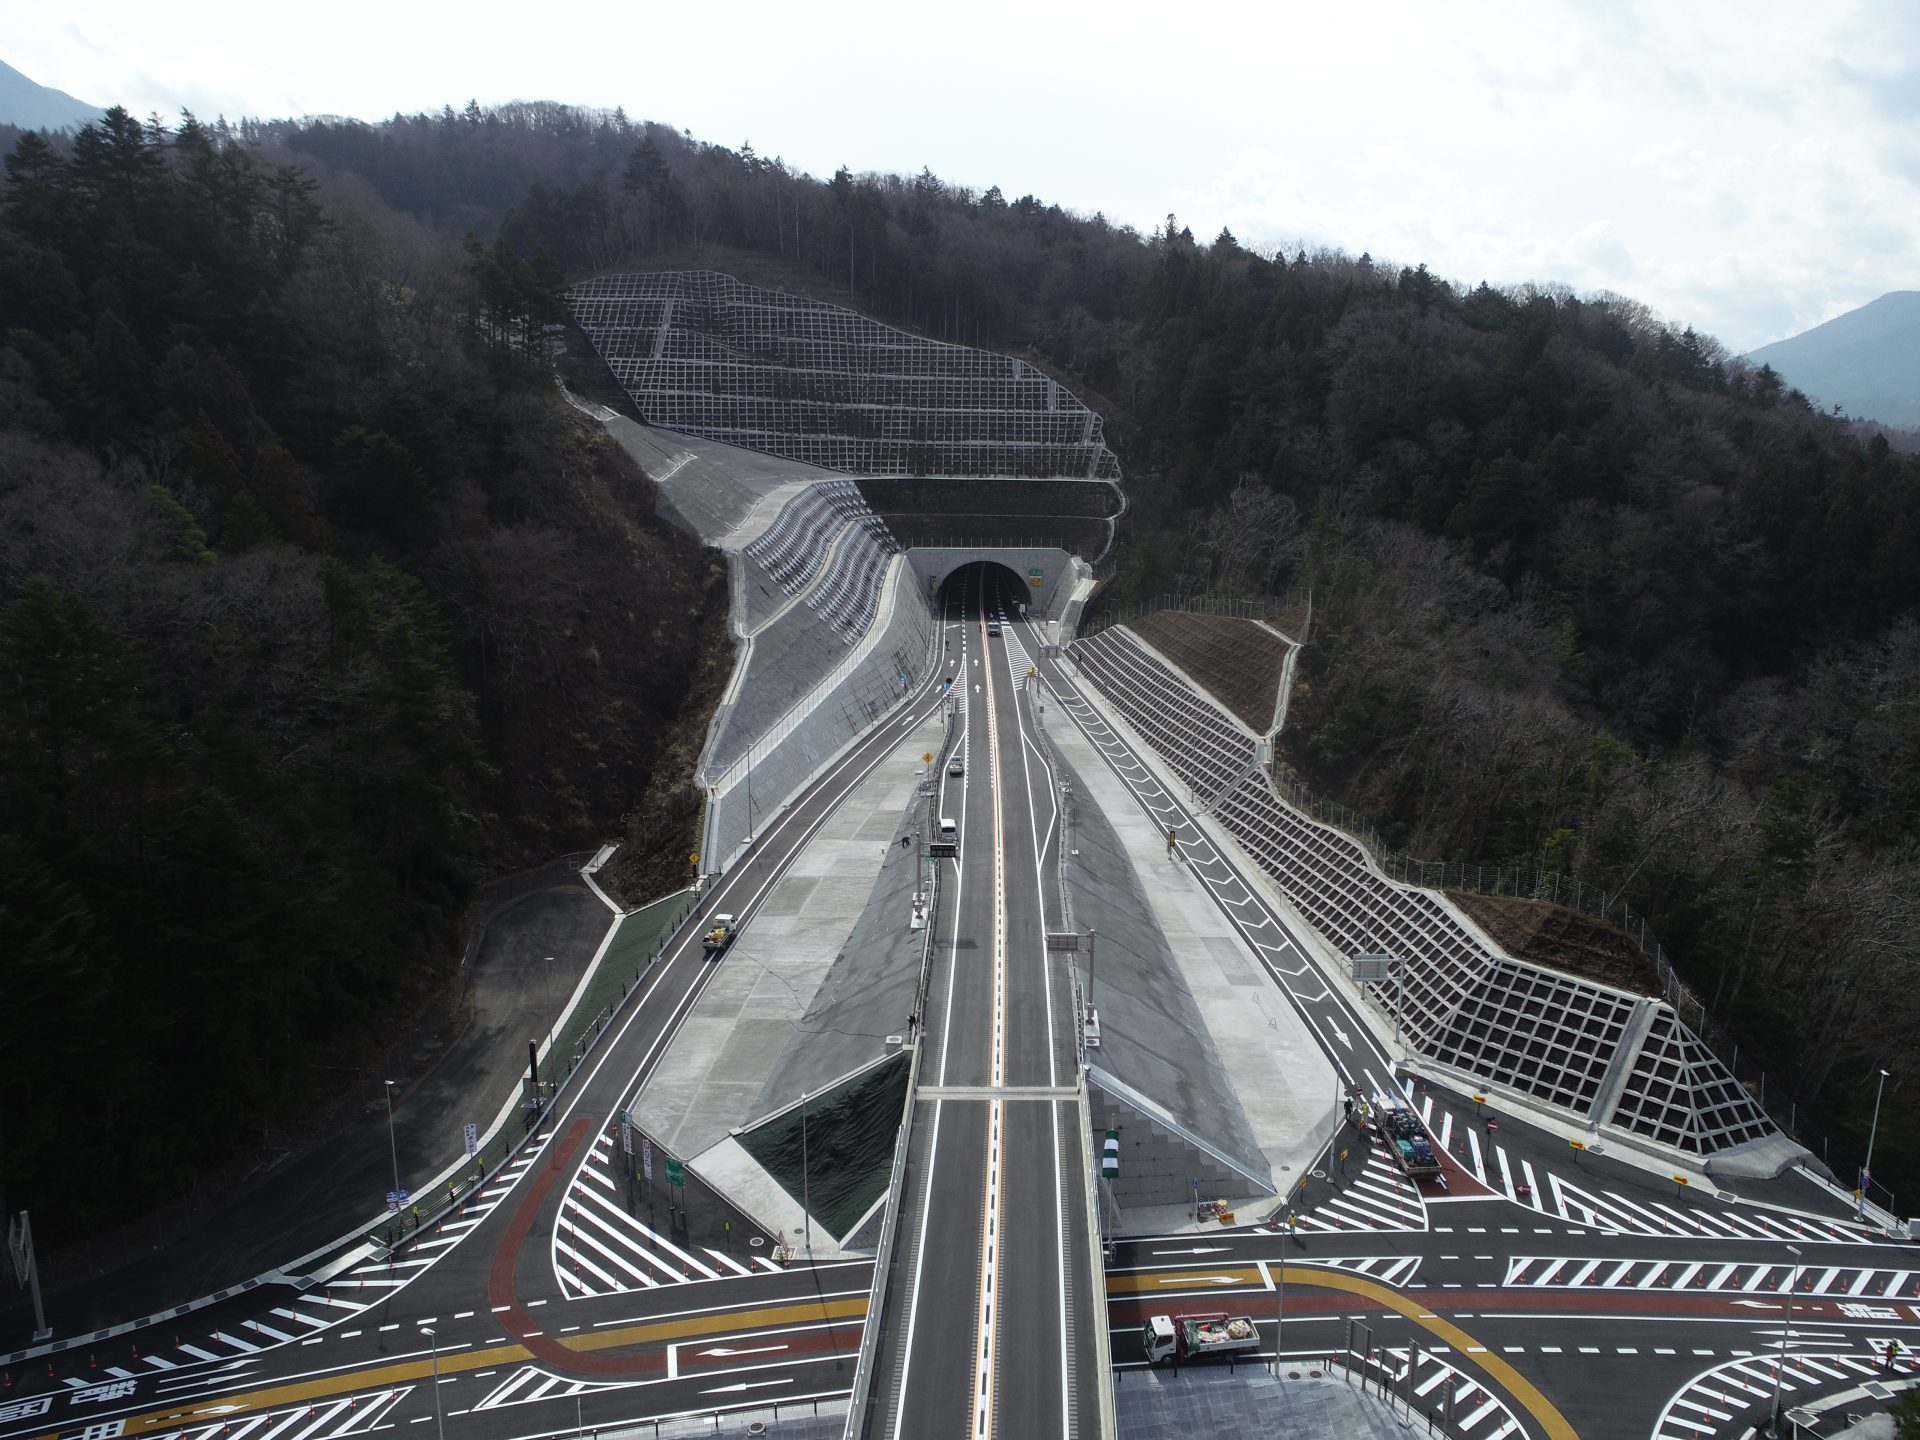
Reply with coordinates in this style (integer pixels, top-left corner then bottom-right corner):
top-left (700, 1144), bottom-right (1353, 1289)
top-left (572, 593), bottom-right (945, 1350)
top-left (642, 1137), bottom-right (653, 1182)
top-left (463, 1123), bottom-right (478, 1158)
top-left (621, 1111), bottom-right (633, 1154)
top-left (666, 1157), bottom-right (685, 1188)
top-left (1046, 932), bottom-right (1082, 952)
top-left (1568, 1139), bottom-right (1586, 1151)
top-left (923, 752), bottom-right (933, 764)
top-left (1028, 568), bottom-right (1044, 588)
top-left (1350, 954), bottom-right (1396, 982)
top-left (386, 1190), bottom-right (408, 1214)
top-left (1102, 1129), bottom-right (1119, 1178)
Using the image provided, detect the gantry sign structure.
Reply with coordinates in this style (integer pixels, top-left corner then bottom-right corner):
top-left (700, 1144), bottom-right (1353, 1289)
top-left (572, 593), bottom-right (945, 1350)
top-left (566, 271), bottom-right (1124, 482)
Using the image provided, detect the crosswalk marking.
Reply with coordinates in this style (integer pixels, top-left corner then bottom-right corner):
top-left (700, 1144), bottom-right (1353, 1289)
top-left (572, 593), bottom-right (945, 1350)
top-left (1503, 1253), bottom-right (1920, 1303)
top-left (549, 1124), bottom-right (776, 1295)
top-left (1414, 1096), bottom-right (1873, 1244)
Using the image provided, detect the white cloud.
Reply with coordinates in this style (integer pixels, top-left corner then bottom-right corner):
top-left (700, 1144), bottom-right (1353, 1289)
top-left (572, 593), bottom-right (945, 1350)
top-left (6, 0), bottom-right (1916, 351)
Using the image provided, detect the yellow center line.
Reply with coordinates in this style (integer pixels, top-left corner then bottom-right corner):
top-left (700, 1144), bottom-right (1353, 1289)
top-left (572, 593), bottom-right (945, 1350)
top-left (28, 1295), bottom-right (868, 1440)
top-left (1111, 1266), bottom-right (1577, 1440)
top-left (970, 598), bottom-right (1007, 1440)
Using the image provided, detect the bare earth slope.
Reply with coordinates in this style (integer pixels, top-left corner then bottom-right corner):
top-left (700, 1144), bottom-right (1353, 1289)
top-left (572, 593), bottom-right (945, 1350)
top-left (1128, 611), bottom-right (1290, 733)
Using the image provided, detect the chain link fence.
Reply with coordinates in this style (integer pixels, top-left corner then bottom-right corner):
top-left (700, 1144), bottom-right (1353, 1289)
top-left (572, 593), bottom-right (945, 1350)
top-left (1263, 764), bottom-right (1902, 1218)
top-left (1078, 591), bottom-right (1293, 640)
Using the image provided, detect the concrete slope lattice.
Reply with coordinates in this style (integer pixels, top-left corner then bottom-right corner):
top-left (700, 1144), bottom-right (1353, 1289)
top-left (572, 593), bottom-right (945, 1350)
top-left (1068, 622), bottom-right (1787, 1165)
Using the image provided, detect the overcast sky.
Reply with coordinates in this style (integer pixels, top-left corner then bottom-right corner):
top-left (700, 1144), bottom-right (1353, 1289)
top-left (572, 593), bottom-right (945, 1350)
top-left (11, 0), bottom-right (1917, 352)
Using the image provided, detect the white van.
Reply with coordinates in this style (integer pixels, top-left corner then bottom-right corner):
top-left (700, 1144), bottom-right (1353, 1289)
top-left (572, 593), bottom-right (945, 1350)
top-left (938, 817), bottom-right (958, 845)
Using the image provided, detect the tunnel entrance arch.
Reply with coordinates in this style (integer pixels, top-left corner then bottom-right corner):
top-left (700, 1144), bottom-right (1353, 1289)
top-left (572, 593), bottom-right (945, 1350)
top-left (910, 546), bottom-right (1077, 622)
top-left (933, 559), bottom-right (1034, 619)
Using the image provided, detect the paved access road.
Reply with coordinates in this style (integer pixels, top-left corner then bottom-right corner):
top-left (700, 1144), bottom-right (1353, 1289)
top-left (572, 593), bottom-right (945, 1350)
top-left (8, 585), bottom-right (1918, 1440)
top-left (1027, 615), bottom-right (1920, 1440)
top-left (2, 630), bottom-right (967, 1440)
top-left (861, 565), bottom-right (1100, 1440)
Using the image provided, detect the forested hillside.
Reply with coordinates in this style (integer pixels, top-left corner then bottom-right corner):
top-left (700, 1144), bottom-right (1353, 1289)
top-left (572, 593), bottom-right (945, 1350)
top-left (257, 102), bottom-right (1920, 1200)
top-left (9, 98), bottom-right (1918, 1228)
top-left (0, 109), bottom-right (725, 1243)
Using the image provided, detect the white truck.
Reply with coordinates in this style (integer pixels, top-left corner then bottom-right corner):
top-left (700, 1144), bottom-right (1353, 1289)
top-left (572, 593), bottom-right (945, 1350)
top-left (702, 914), bottom-right (736, 955)
top-left (1142, 1312), bottom-right (1261, 1365)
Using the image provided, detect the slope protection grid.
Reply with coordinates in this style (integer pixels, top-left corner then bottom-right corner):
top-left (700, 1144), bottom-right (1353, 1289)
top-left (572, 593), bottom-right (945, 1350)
top-left (1067, 624), bottom-right (1796, 1172)
top-left (582, 405), bottom-right (934, 875)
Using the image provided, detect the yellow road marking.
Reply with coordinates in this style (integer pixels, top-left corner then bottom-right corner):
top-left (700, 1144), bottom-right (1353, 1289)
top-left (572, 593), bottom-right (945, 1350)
top-left (1113, 1266), bottom-right (1577, 1440)
top-left (970, 597), bottom-right (1006, 1440)
top-left (27, 1295), bottom-right (868, 1440)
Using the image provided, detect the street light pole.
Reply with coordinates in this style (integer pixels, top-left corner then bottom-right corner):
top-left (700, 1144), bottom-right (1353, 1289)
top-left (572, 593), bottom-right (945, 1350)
top-left (1861, 1068), bottom-right (1890, 1217)
top-left (801, 1089), bottom-right (811, 1256)
top-left (1272, 1261), bottom-right (1286, 1375)
top-left (1771, 1244), bottom-right (1801, 1437)
top-left (420, 1327), bottom-right (445, 1440)
top-left (383, 1079), bottom-right (402, 1209)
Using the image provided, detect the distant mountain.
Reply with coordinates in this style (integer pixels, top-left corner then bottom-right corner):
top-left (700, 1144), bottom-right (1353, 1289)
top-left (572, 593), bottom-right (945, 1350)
top-left (1746, 291), bottom-right (1920, 427)
top-left (0, 56), bottom-right (101, 131)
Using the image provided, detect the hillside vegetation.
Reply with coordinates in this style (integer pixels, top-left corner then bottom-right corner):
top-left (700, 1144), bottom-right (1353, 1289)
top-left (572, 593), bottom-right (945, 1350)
top-left (255, 101), bottom-right (1920, 1196)
top-left (0, 110), bottom-right (724, 1243)
top-left (10, 99), bottom-right (1920, 1219)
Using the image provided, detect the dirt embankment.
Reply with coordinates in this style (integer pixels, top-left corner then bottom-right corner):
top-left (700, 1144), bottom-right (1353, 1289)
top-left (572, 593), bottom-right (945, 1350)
top-left (1128, 610), bottom-right (1291, 732)
top-left (1448, 891), bottom-right (1661, 995)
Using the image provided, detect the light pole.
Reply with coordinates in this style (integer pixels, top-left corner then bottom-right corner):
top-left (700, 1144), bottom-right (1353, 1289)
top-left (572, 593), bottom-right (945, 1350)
top-left (801, 1089), bottom-right (811, 1256)
top-left (383, 1079), bottom-right (402, 1210)
top-left (1271, 1261), bottom-right (1286, 1376)
top-left (1861, 1068), bottom-right (1890, 1217)
top-left (1771, 1243), bottom-right (1802, 1437)
top-left (420, 1327), bottom-right (445, 1440)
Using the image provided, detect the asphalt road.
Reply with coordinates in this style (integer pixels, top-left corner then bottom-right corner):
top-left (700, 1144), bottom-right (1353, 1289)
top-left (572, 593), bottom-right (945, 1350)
top-left (1029, 618), bottom-right (1920, 1439)
top-left (7, 573), bottom-right (1919, 1440)
top-left (863, 565), bottom-right (1098, 1440)
top-left (2, 619), bottom-right (960, 1440)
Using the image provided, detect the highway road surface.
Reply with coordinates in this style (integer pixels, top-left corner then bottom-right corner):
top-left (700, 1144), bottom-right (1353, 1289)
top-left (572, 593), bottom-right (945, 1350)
top-left (5, 575), bottom-right (1918, 1440)
top-left (860, 564), bottom-right (1100, 1440)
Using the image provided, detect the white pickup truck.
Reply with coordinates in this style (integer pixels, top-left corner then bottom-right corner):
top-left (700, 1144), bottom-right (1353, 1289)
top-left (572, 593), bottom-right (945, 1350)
top-left (1142, 1312), bottom-right (1260, 1365)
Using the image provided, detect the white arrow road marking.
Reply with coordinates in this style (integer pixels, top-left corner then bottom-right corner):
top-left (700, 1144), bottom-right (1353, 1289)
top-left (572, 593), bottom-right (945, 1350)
top-left (1157, 1275), bottom-right (1243, 1286)
top-left (1329, 1024), bottom-right (1352, 1048)
top-left (1730, 1299), bottom-right (1784, 1309)
top-left (699, 1379), bottom-right (793, 1395)
top-left (697, 1344), bottom-right (789, 1358)
top-left (1151, 1247), bottom-right (1234, 1256)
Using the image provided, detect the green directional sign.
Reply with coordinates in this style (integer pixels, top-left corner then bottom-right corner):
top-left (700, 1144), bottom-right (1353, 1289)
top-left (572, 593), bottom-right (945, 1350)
top-left (665, 1156), bottom-right (685, 1188)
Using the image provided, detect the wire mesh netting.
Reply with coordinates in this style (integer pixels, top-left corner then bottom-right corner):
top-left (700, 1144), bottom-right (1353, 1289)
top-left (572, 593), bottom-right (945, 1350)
top-left (568, 271), bottom-right (1124, 481)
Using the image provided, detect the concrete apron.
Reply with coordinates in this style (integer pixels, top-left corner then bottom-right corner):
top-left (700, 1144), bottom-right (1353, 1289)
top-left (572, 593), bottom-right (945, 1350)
top-left (1046, 697), bottom-right (1340, 1236)
top-left (633, 708), bottom-right (947, 1258)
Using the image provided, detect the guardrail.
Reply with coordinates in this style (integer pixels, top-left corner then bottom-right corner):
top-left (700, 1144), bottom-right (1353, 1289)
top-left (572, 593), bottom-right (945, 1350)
top-left (365, 880), bottom-right (711, 1251)
top-left (1077, 1068), bottom-right (1119, 1440)
top-left (842, 860), bottom-right (942, 1436)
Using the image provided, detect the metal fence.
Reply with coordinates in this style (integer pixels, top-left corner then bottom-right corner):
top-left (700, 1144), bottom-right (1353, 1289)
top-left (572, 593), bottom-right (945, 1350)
top-left (1262, 765), bottom-right (1903, 1219)
top-left (367, 881), bottom-right (712, 1250)
top-left (1078, 591), bottom-right (1293, 640)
